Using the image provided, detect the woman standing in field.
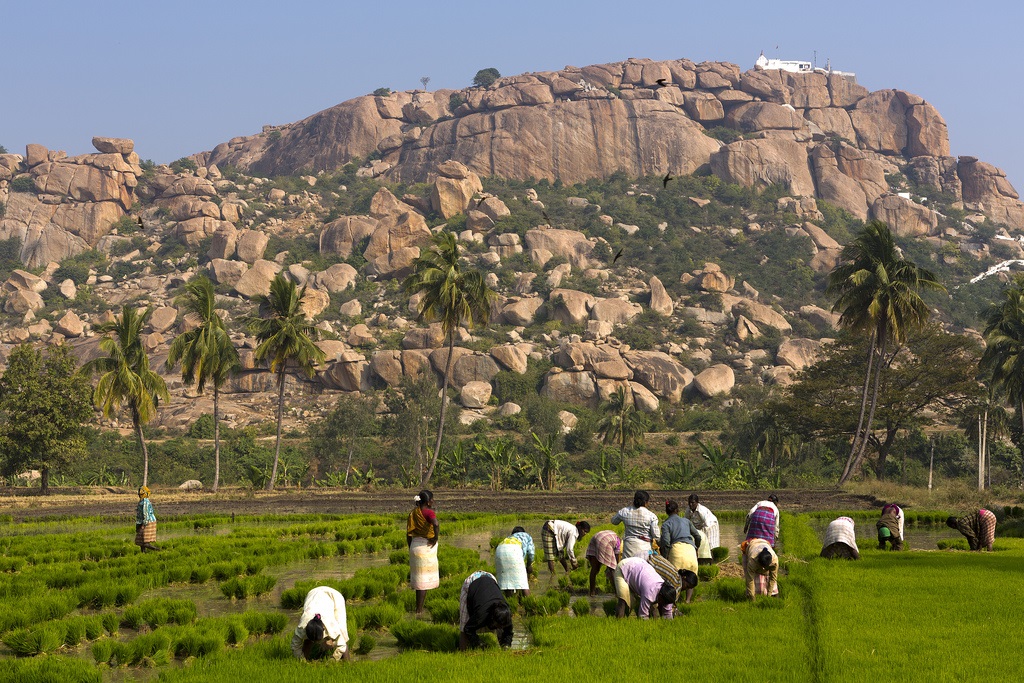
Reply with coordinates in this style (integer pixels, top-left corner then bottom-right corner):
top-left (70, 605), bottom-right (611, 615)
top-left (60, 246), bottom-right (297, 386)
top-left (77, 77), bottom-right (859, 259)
top-left (947, 509), bottom-right (996, 552)
top-left (407, 489), bottom-right (439, 613)
top-left (135, 486), bottom-right (159, 552)
top-left (585, 529), bottom-right (622, 596)
top-left (612, 490), bottom-right (661, 559)
top-left (495, 526), bottom-right (534, 596)
top-left (686, 494), bottom-right (720, 563)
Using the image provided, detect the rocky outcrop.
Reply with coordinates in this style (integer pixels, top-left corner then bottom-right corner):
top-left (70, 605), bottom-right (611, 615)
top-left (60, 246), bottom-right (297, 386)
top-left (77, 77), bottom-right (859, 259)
top-left (693, 364), bottom-right (735, 397)
top-left (710, 138), bottom-right (815, 197)
top-left (0, 138), bottom-right (140, 267)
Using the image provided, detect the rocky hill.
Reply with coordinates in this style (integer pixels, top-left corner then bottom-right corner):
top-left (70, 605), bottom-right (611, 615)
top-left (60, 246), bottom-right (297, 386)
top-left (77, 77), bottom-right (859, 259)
top-left (0, 56), bottom-right (1021, 450)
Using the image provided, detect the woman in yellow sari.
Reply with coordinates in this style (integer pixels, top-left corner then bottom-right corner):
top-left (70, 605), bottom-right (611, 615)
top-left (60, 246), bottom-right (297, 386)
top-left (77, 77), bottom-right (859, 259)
top-left (407, 489), bottom-right (439, 613)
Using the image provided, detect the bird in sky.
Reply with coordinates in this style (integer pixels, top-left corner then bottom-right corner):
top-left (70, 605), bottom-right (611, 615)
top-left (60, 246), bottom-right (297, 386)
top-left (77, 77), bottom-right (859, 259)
top-left (662, 172), bottom-right (674, 188)
top-left (612, 248), bottom-right (623, 265)
top-left (655, 78), bottom-right (668, 88)
top-left (542, 209), bottom-right (550, 222)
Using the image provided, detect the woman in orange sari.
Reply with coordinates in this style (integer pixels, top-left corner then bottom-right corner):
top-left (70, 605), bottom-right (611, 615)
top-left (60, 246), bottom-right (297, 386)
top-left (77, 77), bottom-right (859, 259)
top-left (407, 489), bottom-right (439, 613)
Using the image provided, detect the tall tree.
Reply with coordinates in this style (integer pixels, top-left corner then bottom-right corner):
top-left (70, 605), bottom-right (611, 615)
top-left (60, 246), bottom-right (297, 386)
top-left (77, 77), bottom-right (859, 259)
top-left (980, 273), bottom-right (1024, 479)
top-left (827, 220), bottom-right (945, 484)
top-left (84, 306), bottom-right (169, 487)
top-left (166, 275), bottom-right (240, 492)
top-left (403, 232), bottom-right (495, 486)
top-left (307, 393), bottom-right (379, 483)
top-left (596, 386), bottom-right (650, 467)
top-left (767, 326), bottom-right (980, 479)
top-left (245, 275), bottom-right (325, 490)
top-left (0, 344), bottom-right (92, 493)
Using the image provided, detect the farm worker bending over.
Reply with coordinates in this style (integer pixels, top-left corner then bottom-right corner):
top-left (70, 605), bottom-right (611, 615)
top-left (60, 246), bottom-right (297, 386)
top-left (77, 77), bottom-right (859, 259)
top-left (585, 530), bottom-right (622, 596)
top-left (877, 503), bottom-right (905, 550)
top-left (407, 489), bottom-right (440, 614)
top-left (743, 538), bottom-right (779, 600)
top-left (686, 494), bottom-right (720, 563)
top-left (291, 586), bottom-right (350, 661)
top-left (614, 556), bottom-right (677, 619)
top-left (648, 548), bottom-right (698, 606)
top-left (541, 519), bottom-right (590, 575)
top-left (458, 571), bottom-right (514, 650)
top-left (135, 486), bottom-right (160, 553)
top-left (947, 509), bottom-right (996, 552)
top-left (745, 498), bottom-right (779, 547)
top-left (495, 526), bottom-right (535, 596)
top-left (660, 500), bottom-right (700, 602)
top-left (820, 517), bottom-right (860, 560)
top-left (612, 490), bottom-right (661, 559)
top-left (745, 494), bottom-right (780, 546)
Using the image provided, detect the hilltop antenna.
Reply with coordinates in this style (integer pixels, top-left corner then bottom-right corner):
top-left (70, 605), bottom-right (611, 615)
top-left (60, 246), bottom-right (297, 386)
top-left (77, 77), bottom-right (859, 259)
top-left (813, 50), bottom-right (817, 69)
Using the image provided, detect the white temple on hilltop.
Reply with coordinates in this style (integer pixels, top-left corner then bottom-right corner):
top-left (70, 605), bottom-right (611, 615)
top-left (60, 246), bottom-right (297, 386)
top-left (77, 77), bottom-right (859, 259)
top-left (755, 51), bottom-right (856, 81)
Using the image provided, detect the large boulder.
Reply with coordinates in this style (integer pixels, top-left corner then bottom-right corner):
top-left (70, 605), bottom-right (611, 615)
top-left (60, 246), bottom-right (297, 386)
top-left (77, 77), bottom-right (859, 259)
top-left (54, 310), bottom-right (84, 337)
top-left (540, 370), bottom-right (597, 407)
top-left (693, 364), bottom-right (735, 397)
top-left (363, 211), bottom-right (431, 277)
top-left (958, 158), bottom-right (1024, 229)
top-left (149, 306), bottom-right (178, 333)
top-left (501, 296), bottom-right (544, 326)
top-left (403, 324), bottom-right (445, 349)
top-left (235, 230), bottom-right (270, 264)
top-left (207, 223), bottom-right (238, 260)
top-left (490, 344), bottom-right (529, 374)
top-left (430, 161), bottom-right (484, 218)
top-left (210, 258), bottom-right (248, 286)
top-left (4, 290), bottom-right (44, 314)
top-left (649, 276), bottom-right (674, 316)
top-left (233, 259), bottom-right (281, 298)
top-left (590, 298), bottom-right (643, 325)
top-left (732, 300), bottom-right (792, 334)
top-left (319, 215), bottom-right (379, 257)
top-left (725, 101), bottom-right (805, 132)
top-left (299, 287), bottom-right (331, 320)
top-left (629, 382), bottom-right (660, 412)
top-left (312, 263), bottom-right (358, 293)
top-left (870, 194), bottom-right (938, 237)
top-left (370, 350), bottom-right (404, 386)
top-left (710, 138), bottom-right (816, 197)
top-left (524, 229), bottom-right (596, 269)
top-left (622, 350), bottom-right (694, 403)
top-left (549, 289), bottom-right (596, 325)
top-left (849, 90), bottom-right (907, 155)
top-left (452, 353), bottom-right (501, 388)
top-left (460, 381), bottom-right (492, 409)
top-left (320, 351), bottom-right (370, 392)
top-left (776, 338), bottom-right (823, 372)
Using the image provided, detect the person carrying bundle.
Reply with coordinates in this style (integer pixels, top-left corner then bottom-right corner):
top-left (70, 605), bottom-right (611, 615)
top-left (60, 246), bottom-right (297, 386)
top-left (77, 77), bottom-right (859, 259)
top-left (458, 571), bottom-right (514, 650)
top-left (686, 494), bottom-right (720, 563)
top-left (495, 526), bottom-right (535, 596)
top-left (820, 516), bottom-right (860, 560)
top-left (659, 500), bottom-right (700, 602)
top-left (407, 489), bottom-right (439, 613)
top-left (876, 503), bottom-right (905, 551)
top-left (743, 538), bottom-right (779, 600)
top-left (541, 519), bottom-right (590, 575)
top-left (612, 490), bottom-right (661, 559)
top-left (947, 509), bottom-right (996, 552)
top-left (291, 586), bottom-right (350, 661)
top-left (135, 486), bottom-right (160, 553)
top-left (585, 529), bottom-right (622, 596)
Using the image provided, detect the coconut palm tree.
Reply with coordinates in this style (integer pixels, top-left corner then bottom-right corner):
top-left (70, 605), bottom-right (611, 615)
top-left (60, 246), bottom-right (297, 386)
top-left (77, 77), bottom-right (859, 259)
top-left (981, 274), bottom-right (1024, 482)
top-left (166, 275), bottom-right (240, 492)
top-left (597, 386), bottom-right (650, 467)
top-left (245, 275), bottom-right (325, 490)
top-left (83, 305), bottom-right (170, 487)
top-left (403, 232), bottom-right (495, 486)
top-left (827, 220), bottom-right (945, 484)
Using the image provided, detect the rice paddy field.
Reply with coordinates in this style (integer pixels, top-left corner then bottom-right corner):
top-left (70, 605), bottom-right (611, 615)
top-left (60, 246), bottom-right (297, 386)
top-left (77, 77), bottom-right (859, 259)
top-left (0, 507), bottom-right (1020, 683)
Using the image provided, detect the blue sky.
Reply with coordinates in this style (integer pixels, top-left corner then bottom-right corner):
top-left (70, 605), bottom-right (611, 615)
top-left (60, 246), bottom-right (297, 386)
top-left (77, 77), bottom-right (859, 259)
top-left (5, 1), bottom-right (1024, 187)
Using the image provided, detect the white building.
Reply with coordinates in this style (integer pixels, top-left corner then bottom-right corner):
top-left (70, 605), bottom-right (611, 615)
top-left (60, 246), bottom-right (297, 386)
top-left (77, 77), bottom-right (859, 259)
top-left (755, 52), bottom-right (856, 81)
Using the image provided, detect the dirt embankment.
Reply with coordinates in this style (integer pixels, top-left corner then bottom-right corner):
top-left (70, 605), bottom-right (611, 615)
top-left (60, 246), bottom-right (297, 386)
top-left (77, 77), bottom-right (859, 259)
top-left (0, 487), bottom-right (880, 522)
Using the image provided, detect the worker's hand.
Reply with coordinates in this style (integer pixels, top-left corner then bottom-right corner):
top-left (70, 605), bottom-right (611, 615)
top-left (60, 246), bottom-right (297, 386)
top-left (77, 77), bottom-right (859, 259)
top-left (428, 538), bottom-right (437, 547)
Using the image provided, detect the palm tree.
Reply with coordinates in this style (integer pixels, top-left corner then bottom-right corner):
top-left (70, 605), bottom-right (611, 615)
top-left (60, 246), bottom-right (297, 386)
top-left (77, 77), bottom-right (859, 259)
top-left (981, 274), bottom-right (1024, 483)
top-left (245, 275), bottom-right (325, 490)
top-left (83, 305), bottom-right (170, 487)
top-left (827, 220), bottom-right (945, 484)
top-left (597, 386), bottom-right (650, 467)
top-left (166, 276), bottom-right (240, 493)
top-left (403, 232), bottom-right (495, 486)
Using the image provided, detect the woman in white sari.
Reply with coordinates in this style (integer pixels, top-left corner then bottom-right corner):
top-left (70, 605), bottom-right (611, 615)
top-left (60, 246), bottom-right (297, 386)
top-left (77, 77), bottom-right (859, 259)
top-left (686, 494), bottom-right (719, 562)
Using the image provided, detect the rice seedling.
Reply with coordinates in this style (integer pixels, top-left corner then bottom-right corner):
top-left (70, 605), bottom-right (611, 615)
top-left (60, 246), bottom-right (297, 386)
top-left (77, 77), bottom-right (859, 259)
top-left (424, 598), bottom-right (459, 624)
top-left (240, 610), bottom-right (288, 636)
top-left (937, 538), bottom-right (968, 550)
top-left (172, 631), bottom-right (224, 658)
top-left (570, 598), bottom-right (590, 616)
top-left (3, 623), bottom-right (65, 656)
top-left (0, 655), bottom-right (101, 682)
top-left (711, 577), bottom-right (747, 603)
top-left (601, 598), bottom-right (617, 617)
top-left (698, 564), bottom-right (720, 582)
top-left (355, 633), bottom-right (376, 655)
top-left (220, 574), bottom-right (277, 600)
top-left (390, 619), bottom-right (459, 652)
top-left (101, 611), bottom-right (120, 636)
top-left (710, 546), bottom-right (730, 562)
top-left (351, 603), bottom-right (404, 630)
top-left (225, 620), bottom-right (249, 645)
